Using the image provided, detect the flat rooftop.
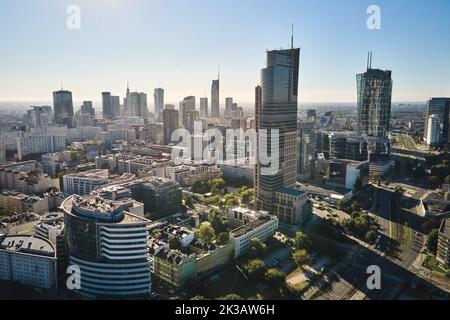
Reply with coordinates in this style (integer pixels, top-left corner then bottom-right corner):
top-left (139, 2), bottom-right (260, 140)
top-left (0, 235), bottom-right (55, 257)
top-left (440, 218), bottom-right (450, 237)
top-left (230, 215), bottom-right (275, 238)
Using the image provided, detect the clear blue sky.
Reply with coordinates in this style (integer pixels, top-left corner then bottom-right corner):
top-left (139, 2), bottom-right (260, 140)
top-left (0, 0), bottom-right (449, 104)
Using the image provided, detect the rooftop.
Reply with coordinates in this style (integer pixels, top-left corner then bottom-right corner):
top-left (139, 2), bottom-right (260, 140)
top-left (275, 187), bottom-right (306, 197)
top-left (230, 215), bottom-right (276, 238)
top-left (439, 218), bottom-right (450, 238)
top-left (0, 235), bottom-right (55, 257)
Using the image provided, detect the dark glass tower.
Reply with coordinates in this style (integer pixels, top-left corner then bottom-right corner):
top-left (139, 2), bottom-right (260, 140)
top-left (356, 53), bottom-right (392, 137)
top-left (424, 98), bottom-right (450, 146)
top-left (256, 47), bottom-right (300, 212)
top-left (53, 89), bottom-right (74, 128)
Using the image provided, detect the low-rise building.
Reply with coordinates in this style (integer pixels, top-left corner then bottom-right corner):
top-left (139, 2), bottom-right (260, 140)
top-left (230, 213), bottom-right (278, 258)
top-left (273, 188), bottom-right (311, 226)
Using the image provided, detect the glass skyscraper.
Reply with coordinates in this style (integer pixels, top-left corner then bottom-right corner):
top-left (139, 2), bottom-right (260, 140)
top-left (53, 89), bottom-right (74, 128)
top-left (356, 58), bottom-right (392, 138)
top-left (256, 47), bottom-right (300, 212)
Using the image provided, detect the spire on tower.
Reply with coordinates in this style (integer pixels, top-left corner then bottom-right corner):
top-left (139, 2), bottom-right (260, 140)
top-left (291, 24), bottom-right (294, 49)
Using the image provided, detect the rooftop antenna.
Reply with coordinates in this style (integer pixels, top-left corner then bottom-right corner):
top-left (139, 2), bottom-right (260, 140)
top-left (60, 81), bottom-right (63, 90)
top-left (370, 51), bottom-right (373, 69)
top-left (367, 52), bottom-right (370, 70)
top-left (126, 81), bottom-right (130, 94)
top-left (218, 65), bottom-right (220, 80)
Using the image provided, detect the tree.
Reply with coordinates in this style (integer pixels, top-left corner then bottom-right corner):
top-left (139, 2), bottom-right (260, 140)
top-left (190, 295), bottom-right (207, 300)
top-left (426, 229), bottom-right (439, 254)
top-left (292, 249), bottom-right (312, 268)
top-left (421, 219), bottom-right (441, 235)
top-left (294, 232), bottom-right (312, 250)
top-left (184, 195), bottom-right (195, 209)
top-left (245, 259), bottom-right (265, 279)
top-left (216, 232), bottom-right (229, 245)
top-left (445, 175), bottom-right (450, 184)
top-left (350, 201), bottom-right (361, 213)
top-left (264, 268), bottom-right (286, 287)
top-left (365, 230), bottom-right (377, 243)
top-left (168, 237), bottom-right (182, 250)
top-left (208, 210), bottom-right (227, 233)
top-left (197, 223), bottom-right (215, 242)
top-left (217, 294), bottom-right (243, 300)
top-left (249, 238), bottom-right (267, 258)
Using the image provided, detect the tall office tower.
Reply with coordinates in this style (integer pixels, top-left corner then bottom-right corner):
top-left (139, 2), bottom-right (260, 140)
top-left (102, 92), bottom-right (112, 119)
top-left (306, 109), bottom-right (316, 122)
top-left (225, 97), bottom-right (233, 119)
top-left (426, 114), bottom-right (441, 147)
top-left (62, 195), bottom-right (152, 299)
top-left (200, 97), bottom-right (208, 118)
top-left (154, 88), bottom-right (164, 121)
top-left (183, 110), bottom-right (199, 134)
top-left (298, 121), bottom-right (316, 181)
top-left (27, 106), bottom-right (53, 127)
top-left (165, 104), bottom-right (175, 110)
top-left (53, 89), bottom-right (74, 128)
top-left (211, 76), bottom-right (220, 117)
top-left (180, 96), bottom-right (196, 126)
top-left (125, 91), bottom-right (148, 118)
top-left (110, 95), bottom-right (120, 118)
top-left (255, 46), bottom-right (300, 212)
top-left (423, 98), bottom-right (450, 146)
top-left (356, 52), bottom-right (393, 137)
top-left (80, 101), bottom-right (95, 117)
top-left (163, 108), bottom-right (179, 145)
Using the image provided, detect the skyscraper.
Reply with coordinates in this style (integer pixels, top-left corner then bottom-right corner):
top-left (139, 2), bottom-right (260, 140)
top-left (255, 46), bottom-right (300, 212)
top-left (163, 108), bottom-right (179, 145)
top-left (298, 121), bottom-right (316, 181)
top-left (423, 98), bottom-right (450, 146)
top-left (211, 75), bottom-right (220, 117)
top-left (356, 52), bottom-right (393, 137)
top-left (225, 97), bottom-right (233, 119)
top-left (425, 114), bottom-right (441, 147)
top-left (53, 89), bottom-right (74, 128)
top-left (80, 101), bottom-right (95, 117)
top-left (102, 92), bottom-right (112, 119)
top-left (180, 96), bottom-right (196, 127)
top-left (110, 95), bottom-right (120, 118)
top-left (125, 91), bottom-right (148, 118)
top-left (200, 97), bottom-right (208, 118)
top-left (154, 88), bottom-right (164, 122)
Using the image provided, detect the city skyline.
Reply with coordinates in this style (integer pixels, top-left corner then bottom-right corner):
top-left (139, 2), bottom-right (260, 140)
top-left (1, 0), bottom-right (450, 103)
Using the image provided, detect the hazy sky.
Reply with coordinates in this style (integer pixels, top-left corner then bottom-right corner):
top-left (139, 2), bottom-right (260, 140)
top-left (1, 0), bottom-right (449, 104)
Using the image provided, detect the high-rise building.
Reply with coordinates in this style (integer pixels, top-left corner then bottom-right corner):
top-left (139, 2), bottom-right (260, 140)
top-left (211, 76), bottom-right (220, 117)
top-left (154, 88), bottom-right (164, 122)
top-left (80, 101), bottom-right (95, 117)
top-left (53, 89), bottom-right (74, 128)
top-left (183, 110), bottom-right (199, 134)
top-left (426, 114), bottom-right (441, 147)
top-left (27, 106), bottom-right (53, 127)
top-left (200, 97), bottom-right (208, 118)
top-left (356, 53), bottom-right (393, 137)
top-left (423, 98), bottom-right (450, 146)
top-left (306, 109), bottom-right (316, 123)
top-left (163, 108), bottom-right (179, 145)
top-left (180, 96), bottom-right (196, 127)
top-left (225, 97), bottom-right (233, 119)
top-left (255, 46), bottom-right (300, 212)
top-left (110, 95), bottom-right (120, 119)
top-left (62, 195), bottom-right (152, 299)
top-left (298, 121), bottom-right (316, 181)
top-left (102, 92), bottom-right (112, 119)
top-left (125, 88), bottom-right (148, 119)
